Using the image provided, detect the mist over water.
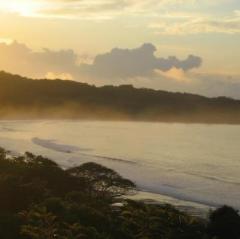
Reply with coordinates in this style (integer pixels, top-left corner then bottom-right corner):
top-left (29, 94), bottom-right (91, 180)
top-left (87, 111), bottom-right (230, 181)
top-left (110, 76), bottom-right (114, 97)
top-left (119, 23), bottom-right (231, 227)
top-left (0, 120), bottom-right (240, 211)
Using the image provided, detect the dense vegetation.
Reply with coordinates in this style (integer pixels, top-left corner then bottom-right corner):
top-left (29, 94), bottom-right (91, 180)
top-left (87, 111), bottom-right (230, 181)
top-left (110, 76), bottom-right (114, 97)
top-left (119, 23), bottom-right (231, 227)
top-left (0, 147), bottom-right (240, 239)
top-left (1, 71), bottom-right (240, 123)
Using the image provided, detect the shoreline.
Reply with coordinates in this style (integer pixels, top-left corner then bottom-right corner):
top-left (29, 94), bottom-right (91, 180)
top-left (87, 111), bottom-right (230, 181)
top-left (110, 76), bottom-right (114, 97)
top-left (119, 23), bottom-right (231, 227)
top-left (1, 118), bottom-right (240, 126)
top-left (127, 190), bottom-right (214, 218)
top-left (1, 120), bottom-right (239, 215)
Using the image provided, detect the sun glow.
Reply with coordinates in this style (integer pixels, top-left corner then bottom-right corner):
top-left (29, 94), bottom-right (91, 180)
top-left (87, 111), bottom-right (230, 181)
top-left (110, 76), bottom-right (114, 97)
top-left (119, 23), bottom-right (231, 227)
top-left (0, 0), bottom-right (44, 16)
top-left (0, 38), bottom-right (14, 44)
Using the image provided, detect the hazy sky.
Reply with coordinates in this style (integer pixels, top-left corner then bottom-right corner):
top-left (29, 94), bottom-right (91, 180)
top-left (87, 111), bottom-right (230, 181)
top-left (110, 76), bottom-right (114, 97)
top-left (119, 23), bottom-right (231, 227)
top-left (0, 0), bottom-right (240, 98)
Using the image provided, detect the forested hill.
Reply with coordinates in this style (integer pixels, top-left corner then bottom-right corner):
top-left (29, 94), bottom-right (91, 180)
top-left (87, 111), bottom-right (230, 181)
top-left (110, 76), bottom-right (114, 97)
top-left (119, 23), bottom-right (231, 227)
top-left (0, 71), bottom-right (240, 123)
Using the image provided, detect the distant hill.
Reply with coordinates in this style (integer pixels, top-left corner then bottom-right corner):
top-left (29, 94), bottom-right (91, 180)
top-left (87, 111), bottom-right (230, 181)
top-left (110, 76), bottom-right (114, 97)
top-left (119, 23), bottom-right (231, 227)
top-left (0, 71), bottom-right (240, 123)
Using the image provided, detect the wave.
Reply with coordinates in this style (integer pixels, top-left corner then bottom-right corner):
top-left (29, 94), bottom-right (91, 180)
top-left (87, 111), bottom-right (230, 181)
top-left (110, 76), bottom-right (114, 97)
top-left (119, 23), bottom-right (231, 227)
top-left (32, 137), bottom-right (90, 154)
top-left (0, 127), bottom-right (17, 132)
top-left (77, 152), bottom-right (138, 165)
top-left (93, 154), bottom-right (138, 165)
top-left (138, 187), bottom-right (220, 209)
top-left (186, 171), bottom-right (240, 187)
top-left (157, 166), bottom-right (240, 187)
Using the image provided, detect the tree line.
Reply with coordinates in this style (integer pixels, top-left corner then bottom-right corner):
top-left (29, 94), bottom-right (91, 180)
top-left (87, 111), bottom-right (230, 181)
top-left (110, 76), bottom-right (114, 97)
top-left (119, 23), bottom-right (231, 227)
top-left (1, 71), bottom-right (240, 123)
top-left (0, 147), bottom-right (240, 239)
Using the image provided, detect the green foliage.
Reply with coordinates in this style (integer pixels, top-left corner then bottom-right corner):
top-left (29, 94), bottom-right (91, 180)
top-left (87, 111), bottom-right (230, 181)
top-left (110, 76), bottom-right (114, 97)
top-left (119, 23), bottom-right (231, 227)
top-left (118, 200), bottom-right (205, 239)
top-left (0, 147), bottom-right (238, 238)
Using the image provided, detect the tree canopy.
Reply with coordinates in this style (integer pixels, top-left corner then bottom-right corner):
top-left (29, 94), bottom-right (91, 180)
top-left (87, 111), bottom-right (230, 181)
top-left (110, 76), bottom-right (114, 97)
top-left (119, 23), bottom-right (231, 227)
top-left (0, 147), bottom-right (239, 239)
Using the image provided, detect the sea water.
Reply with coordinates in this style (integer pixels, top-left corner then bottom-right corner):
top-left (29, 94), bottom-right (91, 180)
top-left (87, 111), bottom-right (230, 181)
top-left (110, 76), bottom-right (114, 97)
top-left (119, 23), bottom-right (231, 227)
top-left (0, 120), bottom-right (240, 214)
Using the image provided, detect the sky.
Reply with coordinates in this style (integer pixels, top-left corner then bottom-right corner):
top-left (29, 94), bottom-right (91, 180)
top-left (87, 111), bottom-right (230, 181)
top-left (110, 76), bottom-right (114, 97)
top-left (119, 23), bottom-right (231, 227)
top-left (0, 0), bottom-right (240, 98)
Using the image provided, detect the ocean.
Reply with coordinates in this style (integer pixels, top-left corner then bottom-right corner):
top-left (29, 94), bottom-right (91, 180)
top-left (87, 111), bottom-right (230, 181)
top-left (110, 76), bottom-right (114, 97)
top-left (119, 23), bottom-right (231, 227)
top-left (1, 120), bottom-right (240, 215)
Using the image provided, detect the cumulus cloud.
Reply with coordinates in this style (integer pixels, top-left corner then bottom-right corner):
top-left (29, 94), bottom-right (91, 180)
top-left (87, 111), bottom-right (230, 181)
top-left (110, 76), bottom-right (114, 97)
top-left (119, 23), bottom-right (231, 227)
top-left (0, 41), bottom-right (201, 79)
top-left (1, 40), bottom-right (240, 99)
top-left (80, 43), bottom-right (202, 78)
top-left (155, 68), bottom-right (192, 83)
top-left (0, 41), bottom-right (78, 79)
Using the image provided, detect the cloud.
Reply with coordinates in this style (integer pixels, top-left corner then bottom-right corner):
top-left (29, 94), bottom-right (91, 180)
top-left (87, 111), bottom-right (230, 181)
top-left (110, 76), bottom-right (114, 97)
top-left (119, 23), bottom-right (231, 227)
top-left (0, 0), bottom-right (205, 19)
top-left (0, 41), bottom-right (201, 79)
top-left (37, 0), bottom-right (128, 20)
top-left (155, 68), bottom-right (192, 83)
top-left (37, 0), bottom-right (193, 17)
top-left (80, 43), bottom-right (202, 78)
top-left (45, 72), bottom-right (73, 80)
top-left (150, 10), bottom-right (240, 35)
top-left (1, 0), bottom-right (239, 37)
top-left (125, 70), bottom-right (240, 99)
top-left (1, 40), bottom-right (240, 99)
top-left (0, 38), bottom-right (14, 44)
top-left (0, 41), bottom-right (78, 78)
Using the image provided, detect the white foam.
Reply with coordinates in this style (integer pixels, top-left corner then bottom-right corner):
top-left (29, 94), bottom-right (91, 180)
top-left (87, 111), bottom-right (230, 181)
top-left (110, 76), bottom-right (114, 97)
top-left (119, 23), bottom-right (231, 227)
top-left (32, 137), bottom-right (81, 153)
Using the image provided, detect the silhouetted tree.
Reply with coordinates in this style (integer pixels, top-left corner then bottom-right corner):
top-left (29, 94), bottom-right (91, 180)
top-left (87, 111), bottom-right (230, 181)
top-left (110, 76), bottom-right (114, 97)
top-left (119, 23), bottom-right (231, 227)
top-left (67, 162), bottom-right (136, 200)
top-left (207, 205), bottom-right (240, 239)
top-left (1, 147), bottom-right (239, 239)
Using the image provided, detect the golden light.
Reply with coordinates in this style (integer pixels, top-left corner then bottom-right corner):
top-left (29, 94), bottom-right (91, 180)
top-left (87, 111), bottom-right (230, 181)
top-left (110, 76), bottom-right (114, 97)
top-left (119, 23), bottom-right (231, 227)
top-left (0, 0), bottom-right (44, 17)
top-left (0, 38), bottom-right (14, 44)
